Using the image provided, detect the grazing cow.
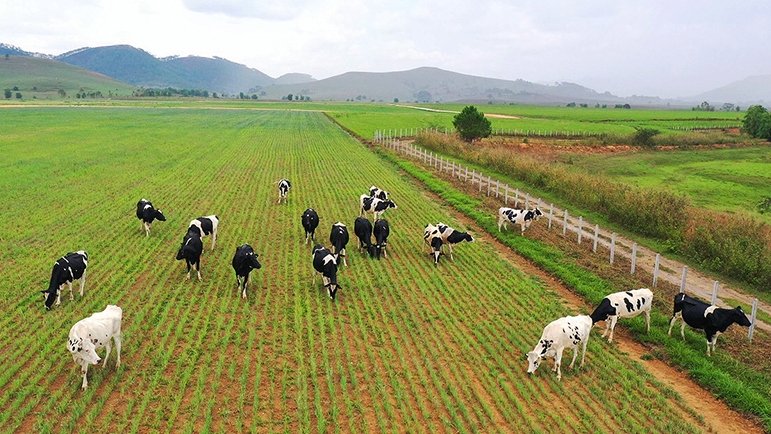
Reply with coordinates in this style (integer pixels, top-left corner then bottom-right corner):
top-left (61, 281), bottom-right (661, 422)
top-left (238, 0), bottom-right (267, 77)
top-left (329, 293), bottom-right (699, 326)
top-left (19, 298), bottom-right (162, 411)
top-left (359, 194), bottom-right (397, 220)
top-left (526, 315), bottom-right (592, 381)
top-left (176, 227), bottom-right (203, 281)
top-left (497, 207), bottom-right (544, 234)
top-left (369, 185), bottom-right (389, 200)
top-left (329, 222), bottom-right (350, 266)
top-left (667, 293), bottom-right (752, 356)
top-left (231, 244), bottom-right (262, 299)
top-left (41, 251), bottom-right (88, 310)
top-left (434, 223), bottom-right (474, 261)
top-left (67, 305), bottom-right (122, 390)
top-left (135, 199), bottom-right (166, 237)
top-left (189, 215), bottom-right (220, 250)
top-left (312, 245), bottom-right (340, 301)
top-left (373, 219), bottom-right (390, 259)
top-left (302, 208), bottom-right (320, 245)
top-left (590, 288), bottom-right (653, 343)
top-left (277, 179), bottom-right (292, 204)
top-left (354, 217), bottom-right (375, 257)
top-left (423, 225), bottom-right (445, 265)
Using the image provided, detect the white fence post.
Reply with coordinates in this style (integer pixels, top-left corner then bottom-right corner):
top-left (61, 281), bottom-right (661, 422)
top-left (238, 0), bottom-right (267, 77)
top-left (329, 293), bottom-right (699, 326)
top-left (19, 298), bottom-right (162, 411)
top-left (749, 298), bottom-right (758, 341)
top-left (630, 243), bottom-right (637, 274)
top-left (548, 205), bottom-right (554, 229)
top-left (711, 281), bottom-right (719, 305)
top-left (577, 216), bottom-right (583, 244)
top-left (478, 173), bottom-right (482, 192)
top-left (514, 189), bottom-right (520, 207)
top-left (679, 266), bottom-right (688, 293)
top-left (487, 176), bottom-right (492, 196)
top-left (610, 233), bottom-right (616, 264)
top-left (592, 224), bottom-right (599, 252)
top-left (504, 186), bottom-right (509, 205)
top-left (495, 180), bottom-right (500, 198)
top-left (562, 210), bottom-right (568, 235)
top-left (525, 193), bottom-right (530, 208)
top-left (652, 254), bottom-right (660, 287)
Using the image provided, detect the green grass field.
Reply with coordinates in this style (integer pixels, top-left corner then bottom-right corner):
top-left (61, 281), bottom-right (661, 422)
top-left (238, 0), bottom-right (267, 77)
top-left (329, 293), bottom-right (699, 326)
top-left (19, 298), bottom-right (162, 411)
top-left (569, 146), bottom-right (771, 221)
top-left (0, 107), bottom-right (715, 432)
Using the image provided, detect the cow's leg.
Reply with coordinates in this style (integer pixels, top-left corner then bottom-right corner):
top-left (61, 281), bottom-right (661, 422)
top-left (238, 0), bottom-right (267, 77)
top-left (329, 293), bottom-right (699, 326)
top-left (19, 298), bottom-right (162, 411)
top-left (680, 319), bottom-right (686, 340)
top-left (81, 360), bottom-right (89, 390)
top-left (644, 309), bottom-right (651, 334)
top-left (568, 345), bottom-right (579, 370)
top-left (608, 315), bottom-right (619, 343)
top-left (196, 260), bottom-right (202, 281)
top-left (56, 284), bottom-right (62, 306)
top-left (144, 222), bottom-right (150, 237)
top-left (448, 243), bottom-right (454, 261)
top-left (497, 215), bottom-right (503, 231)
top-left (103, 337), bottom-right (112, 367)
top-left (667, 313), bottom-right (680, 336)
top-left (68, 281), bottom-right (74, 301)
top-left (211, 231), bottom-right (217, 250)
top-left (580, 336), bottom-right (589, 367)
top-left (555, 348), bottom-right (564, 381)
top-left (342, 249), bottom-right (348, 266)
top-left (242, 275), bottom-right (248, 299)
top-left (114, 334), bottom-right (121, 368)
top-left (520, 223), bottom-right (526, 235)
top-left (79, 271), bottom-right (86, 297)
top-left (186, 260), bottom-right (191, 280)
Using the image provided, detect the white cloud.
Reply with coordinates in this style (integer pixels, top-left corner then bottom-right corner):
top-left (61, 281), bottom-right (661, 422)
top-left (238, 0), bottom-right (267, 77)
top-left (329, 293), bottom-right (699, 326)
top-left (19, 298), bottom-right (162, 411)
top-left (182, 0), bottom-right (310, 20)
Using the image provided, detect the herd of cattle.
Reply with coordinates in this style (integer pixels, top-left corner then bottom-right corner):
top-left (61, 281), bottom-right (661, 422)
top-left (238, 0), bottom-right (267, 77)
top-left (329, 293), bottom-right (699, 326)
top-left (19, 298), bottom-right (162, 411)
top-left (42, 180), bottom-right (752, 389)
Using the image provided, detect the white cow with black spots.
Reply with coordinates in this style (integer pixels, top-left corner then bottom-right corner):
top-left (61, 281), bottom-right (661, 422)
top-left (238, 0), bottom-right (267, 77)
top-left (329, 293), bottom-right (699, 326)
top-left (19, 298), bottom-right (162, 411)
top-left (498, 207), bottom-right (543, 234)
top-left (67, 305), bottom-right (122, 390)
top-left (589, 288), bottom-right (653, 343)
top-left (526, 315), bottom-right (592, 381)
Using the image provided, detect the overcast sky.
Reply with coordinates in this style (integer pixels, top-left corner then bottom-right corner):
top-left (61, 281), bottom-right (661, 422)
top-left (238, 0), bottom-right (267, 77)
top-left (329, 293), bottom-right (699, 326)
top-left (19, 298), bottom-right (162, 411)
top-left (1, 0), bottom-right (769, 98)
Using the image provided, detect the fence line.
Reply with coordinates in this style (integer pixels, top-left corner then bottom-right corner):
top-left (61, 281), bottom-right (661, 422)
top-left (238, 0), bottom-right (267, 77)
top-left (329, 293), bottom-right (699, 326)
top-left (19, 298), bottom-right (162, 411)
top-left (373, 131), bottom-right (760, 338)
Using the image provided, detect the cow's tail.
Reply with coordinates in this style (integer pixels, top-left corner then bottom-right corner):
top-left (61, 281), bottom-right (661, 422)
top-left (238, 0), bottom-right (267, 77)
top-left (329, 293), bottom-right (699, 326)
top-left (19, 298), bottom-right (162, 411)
top-left (673, 293), bottom-right (686, 316)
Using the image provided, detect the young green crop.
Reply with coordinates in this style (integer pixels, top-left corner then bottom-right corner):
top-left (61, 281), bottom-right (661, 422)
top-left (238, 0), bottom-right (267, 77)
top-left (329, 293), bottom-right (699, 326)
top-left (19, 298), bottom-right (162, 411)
top-left (0, 106), bottom-right (723, 432)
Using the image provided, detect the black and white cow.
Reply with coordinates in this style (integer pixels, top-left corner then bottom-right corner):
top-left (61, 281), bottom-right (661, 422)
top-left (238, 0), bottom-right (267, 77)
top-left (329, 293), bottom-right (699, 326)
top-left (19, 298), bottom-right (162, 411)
top-left (667, 293), bottom-right (752, 356)
top-left (359, 194), bottom-right (397, 220)
top-left (589, 288), bottom-right (653, 343)
top-left (176, 227), bottom-right (204, 281)
top-left (277, 179), bottom-right (292, 204)
top-left (329, 222), bottom-right (350, 266)
top-left (188, 215), bottom-right (220, 250)
top-left (373, 219), bottom-right (390, 259)
top-left (431, 223), bottom-right (474, 261)
top-left (68, 304), bottom-right (122, 390)
top-left (135, 199), bottom-right (166, 237)
top-left (497, 206), bottom-right (544, 234)
top-left (302, 208), bottom-right (320, 245)
top-left (312, 244), bottom-right (340, 301)
top-left (41, 250), bottom-right (89, 310)
top-left (526, 315), bottom-right (592, 381)
top-left (369, 185), bottom-right (389, 201)
top-left (231, 244), bottom-right (262, 299)
top-left (354, 216), bottom-right (375, 257)
top-left (423, 224), bottom-right (445, 265)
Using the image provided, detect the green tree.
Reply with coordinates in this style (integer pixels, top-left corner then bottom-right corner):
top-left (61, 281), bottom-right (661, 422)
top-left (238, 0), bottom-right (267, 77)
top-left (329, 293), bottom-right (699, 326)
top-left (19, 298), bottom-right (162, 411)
top-left (15, 92), bottom-right (22, 99)
top-left (631, 127), bottom-right (660, 148)
top-left (742, 105), bottom-right (771, 139)
top-left (452, 105), bottom-right (492, 142)
top-left (3, 89), bottom-right (11, 99)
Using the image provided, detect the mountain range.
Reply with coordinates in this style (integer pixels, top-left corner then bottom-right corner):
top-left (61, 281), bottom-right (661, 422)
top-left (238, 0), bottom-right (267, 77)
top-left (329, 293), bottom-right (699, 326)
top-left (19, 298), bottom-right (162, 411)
top-left (1, 42), bottom-right (767, 104)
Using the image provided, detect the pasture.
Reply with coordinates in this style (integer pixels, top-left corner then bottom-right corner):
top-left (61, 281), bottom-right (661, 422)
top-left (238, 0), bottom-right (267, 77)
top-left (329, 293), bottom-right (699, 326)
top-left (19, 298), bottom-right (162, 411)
top-left (0, 106), bottom-right (719, 432)
top-left (568, 146), bottom-right (771, 221)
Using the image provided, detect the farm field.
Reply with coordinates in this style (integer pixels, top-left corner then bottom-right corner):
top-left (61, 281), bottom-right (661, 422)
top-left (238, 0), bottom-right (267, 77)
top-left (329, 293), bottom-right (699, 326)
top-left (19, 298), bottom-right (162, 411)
top-left (0, 107), bottom-right (722, 433)
top-left (568, 146), bottom-right (771, 221)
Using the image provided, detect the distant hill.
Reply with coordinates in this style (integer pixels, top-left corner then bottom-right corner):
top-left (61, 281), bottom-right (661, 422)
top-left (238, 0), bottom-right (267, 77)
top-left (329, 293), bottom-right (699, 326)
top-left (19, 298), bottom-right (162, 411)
top-left (0, 56), bottom-right (134, 99)
top-left (0, 43), bottom-right (32, 57)
top-left (259, 67), bottom-right (626, 104)
top-left (274, 73), bottom-right (315, 85)
top-left (693, 75), bottom-right (771, 105)
top-left (57, 45), bottom-right (274, 94)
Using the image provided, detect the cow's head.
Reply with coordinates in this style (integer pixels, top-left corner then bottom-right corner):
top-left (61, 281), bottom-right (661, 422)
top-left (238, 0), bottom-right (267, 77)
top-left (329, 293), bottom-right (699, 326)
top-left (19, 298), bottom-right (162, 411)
top-left (68, 337), bottom-right (101, 365)
top-left (589, 298), bottom-right (615, 324)
top-left (175, 242), bottom-right (186, 261)
top-left (155, 209), bottom-right (167, 222)
top-left (533, 207), bottom-right (543, 220)
top-left (41, 288), bottom-right (57, 310)
top-left (733, 306), bottom-right (752, 327)
top-left (526, 351), bottom-right (542, 374)
top-left (248, 251), bottom-right (262, 270)
top-left (386, 200), bottom-right (398, 210)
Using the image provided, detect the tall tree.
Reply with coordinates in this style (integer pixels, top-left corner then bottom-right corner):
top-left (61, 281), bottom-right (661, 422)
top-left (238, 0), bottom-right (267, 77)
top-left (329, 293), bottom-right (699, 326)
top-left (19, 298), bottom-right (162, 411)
top-left (452, 105), bottom-right (492, 142)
